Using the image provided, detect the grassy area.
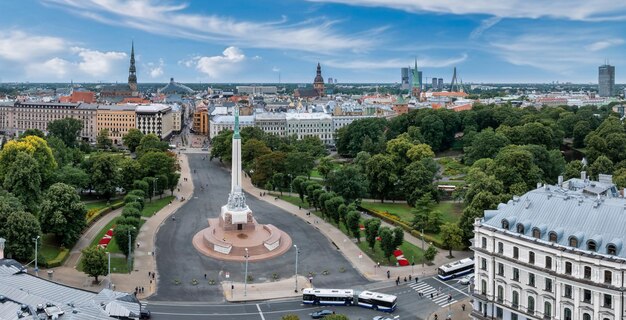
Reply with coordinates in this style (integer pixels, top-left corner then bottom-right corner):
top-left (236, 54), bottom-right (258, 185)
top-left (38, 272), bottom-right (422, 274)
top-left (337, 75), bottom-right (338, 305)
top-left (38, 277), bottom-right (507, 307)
top-left (84, 200), bottom-right (111, 211)
top-left (88, 218), bottom-right (123, 253)
top-left (271, 193), bottom-right (309, 208)
top-left (109, 257), bottom-right (131, 273)
top-left (40, 234), bottom-right (63, 261)
top-left (310, 162), bottom-right (342, 179)
top-left (436, 157), bottom-right (468, 176)
top-left (142, 196), bottom-right (175, 217)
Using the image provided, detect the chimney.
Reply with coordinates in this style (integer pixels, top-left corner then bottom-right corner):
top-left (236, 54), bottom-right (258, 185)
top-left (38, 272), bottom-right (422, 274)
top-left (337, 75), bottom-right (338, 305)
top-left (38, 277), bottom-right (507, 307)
top-left (558, 175), bottom-right (563, 187)
top-left (581, 171), bottom-right (587, 181)
top-left (0, 238), bottom-right (5, 260)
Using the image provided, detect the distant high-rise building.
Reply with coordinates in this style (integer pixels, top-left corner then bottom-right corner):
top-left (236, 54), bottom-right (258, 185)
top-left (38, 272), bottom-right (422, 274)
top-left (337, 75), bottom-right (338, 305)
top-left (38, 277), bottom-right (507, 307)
top-left (401, 67), bottom-right (410, 89)
top-left (334, 79), bottom-right (337, 84)
top-left (599, 64), bottom-right (615, 97)
top-left (432, 78), bottom-right (438, 90)
top-left (438, 78), bottom-right (444, 91)
top-left (328, 77), bottom-right (333, 84)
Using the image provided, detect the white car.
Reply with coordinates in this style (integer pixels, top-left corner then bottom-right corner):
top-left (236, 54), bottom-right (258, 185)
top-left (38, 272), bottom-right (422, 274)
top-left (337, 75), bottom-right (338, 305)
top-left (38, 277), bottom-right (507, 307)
top-left (458, 274), bottom-right (474, 285)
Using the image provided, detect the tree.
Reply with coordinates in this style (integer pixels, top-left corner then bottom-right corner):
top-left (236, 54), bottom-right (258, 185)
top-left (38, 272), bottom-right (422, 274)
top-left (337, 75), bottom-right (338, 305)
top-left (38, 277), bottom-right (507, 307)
top-left (252, 151), bottom-right (287, 187)
top-left (364, 218), bottom-right (381, 251)
top-left (441, 223), bottom-right (463, 258)
top-left (21, 128), bottom-right (45, 138)
top-left (393, 227), bottom-right (404, 249)
top-left (563, 160), bottom-right (584, 180)
top-left (115, 224), bottom-right (138, 257)
top-left (122, 128), bottom-right (144, 153)
top-left (412, 194), bottom-right (435, 231)
top-left (242, 139), bottom-right (271, 169)
top-left (353, 151), bottom-right (371, 173)
top-left (139, 151), bottom-right (177, 178)
top-left (39, 183), bottom-right (87, 246)
top-left (132, 180), bottom-right (150, 197)
top-left (407, 143), bottom-right (435, 162)
top-left (317, 157), bottom-right (334, 180)
top-left (136, 133), bottom-right (168, 157)
top-left (336, 117), bottom-right (388, 157)
top-left (589, 155), bottom-right (614, 179)
top-left (292, 176), bottom-right (308, 202)
top-left (117, 157), bottom-right (142, 192)
top-left (402, 160), bottom-right (437, 206)
top-left (325, 196), bottom-right (345, 224)
top-left (366, 154), bottom-right (397, 202)
top-left (81, 245), bottom-right (108, 282)
top-left (379, 226), bottom-right (395, 262)
top-left (463, 128), bottom-right (509, 165)
top-left (2, 211), bottom-right (41, 260)
top-left (91, 153), bottom-right (119, 199)
top-left (285, 152), bottom-right (315, 178)
top-left (572, 121), bottom-right (591, 148)
top-left (0, 135), bottom-right (57, 185)
top-left (210, 130), bottom-right (233, 162)
top-left (317, 192), bottom-right (334, 219)
top-left (424, 244), bottom-right (438, 264)
top-left (48, 118), bottom-right (83, 147)
top-left (4, 151), bottom-right (42, 214)
top-left (326, 165), bottom-right (368, 203)
top-left (346, 210), bottom-right (361, 242)
top-left (420, 114), bottom-right (445, 151)
top-left (96, 129), bottom-right (113, 149)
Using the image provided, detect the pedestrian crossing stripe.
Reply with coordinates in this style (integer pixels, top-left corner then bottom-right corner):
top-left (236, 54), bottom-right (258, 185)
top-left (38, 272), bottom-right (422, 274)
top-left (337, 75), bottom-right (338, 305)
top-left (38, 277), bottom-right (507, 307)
top-left (408, 282), bottom-right (457, 307)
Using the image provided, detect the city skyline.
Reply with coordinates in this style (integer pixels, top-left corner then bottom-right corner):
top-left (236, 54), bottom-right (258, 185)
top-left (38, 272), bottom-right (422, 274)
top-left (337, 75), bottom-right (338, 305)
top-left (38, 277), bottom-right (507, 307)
top-left (1, 0), bottom-right (625, 83)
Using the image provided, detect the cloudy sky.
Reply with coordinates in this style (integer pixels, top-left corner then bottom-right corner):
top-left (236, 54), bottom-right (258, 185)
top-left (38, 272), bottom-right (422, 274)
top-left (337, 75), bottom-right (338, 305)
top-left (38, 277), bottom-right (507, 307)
top-left (1, 0), bottom-right (625, 83)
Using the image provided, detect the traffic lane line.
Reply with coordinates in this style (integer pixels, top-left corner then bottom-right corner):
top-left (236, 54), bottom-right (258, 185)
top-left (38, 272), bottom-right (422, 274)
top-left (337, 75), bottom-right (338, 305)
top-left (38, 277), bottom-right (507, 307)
top-left (256, 304), bottom-right (266, 320)
top-left (432, 278), bottom-right (470, 297)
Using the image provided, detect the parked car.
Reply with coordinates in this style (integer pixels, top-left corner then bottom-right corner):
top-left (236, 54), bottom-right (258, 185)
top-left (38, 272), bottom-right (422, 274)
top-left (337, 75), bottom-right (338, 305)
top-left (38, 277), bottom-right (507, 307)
top-left (458, 274), bottom-right (475, 285)
top-left (310, 309), bottom-right (335, 319)
top-left (140, 309), bottom-right (151, 319)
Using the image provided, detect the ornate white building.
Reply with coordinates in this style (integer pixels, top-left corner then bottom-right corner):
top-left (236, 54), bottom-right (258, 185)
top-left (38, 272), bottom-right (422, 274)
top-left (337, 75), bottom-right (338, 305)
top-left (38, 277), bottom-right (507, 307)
top-left (472, 173), bottom-right (625, 320)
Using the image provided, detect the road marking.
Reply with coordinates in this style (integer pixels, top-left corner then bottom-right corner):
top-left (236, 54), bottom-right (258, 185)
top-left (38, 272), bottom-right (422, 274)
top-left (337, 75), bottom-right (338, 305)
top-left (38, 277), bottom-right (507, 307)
top-left (433, 278), bottom-right (470, 297)
top-left (256, 303), bottom-right (266, 320)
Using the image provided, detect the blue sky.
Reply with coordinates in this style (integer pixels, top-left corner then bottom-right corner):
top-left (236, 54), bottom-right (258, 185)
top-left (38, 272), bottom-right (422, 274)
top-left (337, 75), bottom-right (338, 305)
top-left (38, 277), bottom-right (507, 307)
top-left (1, 0), bottom-right (625, 83)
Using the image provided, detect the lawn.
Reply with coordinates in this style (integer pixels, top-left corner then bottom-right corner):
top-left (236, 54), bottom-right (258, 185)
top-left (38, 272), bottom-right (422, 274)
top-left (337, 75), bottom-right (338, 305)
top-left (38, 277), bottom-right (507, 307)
top-left (271, 193), bottom-right (309, 208)
top-left (310, 162), bottom-right (342, 179)
top-left (436, 157), bottom-right (468, 176)
top-left (142, 196), bottom-right (175, 217)
top-left (40, 234), bottom-right (62, 261)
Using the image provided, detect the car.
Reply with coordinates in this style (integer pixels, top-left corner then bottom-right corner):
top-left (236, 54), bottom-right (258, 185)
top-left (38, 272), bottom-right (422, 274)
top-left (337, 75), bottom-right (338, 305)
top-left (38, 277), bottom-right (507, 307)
top-left (139, 309), bottom-right (151, 319)
top-left (458, 274), bottom-right (475, 285)
top-left (309, 309), bottom-right (335, 319)
top-left (201, 147), bottom-right (208, 151)
top-left (373, 316), bottom-right (394, 320)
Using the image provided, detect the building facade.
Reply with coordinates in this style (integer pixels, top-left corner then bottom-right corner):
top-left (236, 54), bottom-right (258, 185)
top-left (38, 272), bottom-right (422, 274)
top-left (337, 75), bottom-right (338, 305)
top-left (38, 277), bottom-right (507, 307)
top-left (599, 64), bottom-right (615, 97)
top-left (193, 107), bottom-right (209, 135)
top-left (0, 101), bottom-right (97, 141)
top-left (135, 104), bottom-right (173, 139)
top-left (96, 104), bottom-right (137, 145)
top-left (236, 86), bottom-right (278, 95)
top-left (209, 115), bottom-right (255, 139)
top-left (286, 113), bottom-right (333, 144)
top-left (472, 174), bottom-right (625, 320)
top-left (255, 113), bottom-right (286, 137)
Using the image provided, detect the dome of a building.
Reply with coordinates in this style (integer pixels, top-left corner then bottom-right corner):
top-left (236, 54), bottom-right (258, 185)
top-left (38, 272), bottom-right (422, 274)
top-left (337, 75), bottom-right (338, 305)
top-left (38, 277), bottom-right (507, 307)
top-left (159, 78), bottom-right (194, 94)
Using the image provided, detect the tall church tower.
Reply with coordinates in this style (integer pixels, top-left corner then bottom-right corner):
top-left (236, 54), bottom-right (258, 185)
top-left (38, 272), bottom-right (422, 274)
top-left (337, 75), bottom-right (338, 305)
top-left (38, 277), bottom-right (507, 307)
top-left (128, 42), bottom-right (138, 94)
top-left (411, 58), bottom-right (421, 98)
top-left (313, 62), bottom-right (325, 97)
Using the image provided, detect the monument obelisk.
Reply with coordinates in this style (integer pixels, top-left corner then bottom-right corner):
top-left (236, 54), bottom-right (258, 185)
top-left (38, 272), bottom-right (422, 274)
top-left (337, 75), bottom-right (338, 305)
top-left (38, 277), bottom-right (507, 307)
top-left (193, 106), bottom-right (291, 262)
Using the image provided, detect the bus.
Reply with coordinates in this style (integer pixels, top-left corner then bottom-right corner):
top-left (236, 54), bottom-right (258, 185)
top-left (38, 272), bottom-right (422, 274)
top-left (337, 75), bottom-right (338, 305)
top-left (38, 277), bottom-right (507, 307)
top-left (302, 288), bottom-right (354, 306)
top-left (356, 291), bottom-right (397, 312)
top-left (437, 257), bottom-right (474, 280)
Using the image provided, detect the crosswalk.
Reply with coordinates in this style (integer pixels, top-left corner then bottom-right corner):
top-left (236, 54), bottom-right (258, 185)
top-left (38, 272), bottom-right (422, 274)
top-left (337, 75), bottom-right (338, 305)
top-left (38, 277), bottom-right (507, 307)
top-left (408, 281), bottom-right (456, 307)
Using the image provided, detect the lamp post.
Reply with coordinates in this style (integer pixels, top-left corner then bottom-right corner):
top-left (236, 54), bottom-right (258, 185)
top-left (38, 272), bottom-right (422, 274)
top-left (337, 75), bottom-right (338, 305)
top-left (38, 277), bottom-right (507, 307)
top-left (107, 251), bottom-right (111, 289)
top-left (244, 248), bottom-right (249, 297)
top-left (294, 245), bottom-right (299, 293)
top-left (153, 177), bottom-right (158, 201)
top-left (33, 235), bottom-right (40, 276)
top-left (421, 229), bottom-right (425, 268)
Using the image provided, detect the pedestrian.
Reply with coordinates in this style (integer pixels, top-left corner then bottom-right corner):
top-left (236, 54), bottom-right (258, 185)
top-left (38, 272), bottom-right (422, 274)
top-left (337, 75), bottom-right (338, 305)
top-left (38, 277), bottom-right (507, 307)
top-left (434, 314), bottom-right (438, 320)
top-left (409, 275), bottom-right (412, 281)
top-left (431, 293), bottom-right (434, 299)
top-left (404, 276), bottom-right (407, 282)
top-left (298, 205), bottom-right (301, 210)
top-left (204, 273), bottom-right (207, 279)
top-left (148, 271), bottom-right (151, 277)
top-left (260, 192), bottom-right (262, 196)
top-left (462, 304), bottom-right (466, 311)
top-left (416, 276), bottom-right (419, 282)
top-left (150, 280), bottom-right (152, 284)
top-left (142, 287), bottom-right (144, 293)
top-left (397, 276), bottom-right (400, 283)
top-left (387, 270), bottom-right (390, 279)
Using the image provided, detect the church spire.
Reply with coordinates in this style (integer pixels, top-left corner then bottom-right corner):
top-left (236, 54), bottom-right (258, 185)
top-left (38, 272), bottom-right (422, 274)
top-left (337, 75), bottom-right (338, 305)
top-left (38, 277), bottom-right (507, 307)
top-left (128, 41), bottom-right (137, 92)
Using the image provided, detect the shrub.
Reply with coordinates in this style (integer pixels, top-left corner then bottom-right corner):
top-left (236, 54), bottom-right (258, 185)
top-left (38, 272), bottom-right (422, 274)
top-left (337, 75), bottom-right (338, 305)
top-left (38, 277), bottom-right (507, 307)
top-left (123, 194), bottom-right (144, 210)
top-left (122, 207), bottom-right (141, 219)
top-left (86, 208), bottom-right (99, 220)
top-left (128, 189), bottom-right (146, 198)
top-left (125, 201), bottom-right (142, 212)
top-left (45, 248), bottom-right (70, 268)
top-left (116, 216), bottom-right (140, 229)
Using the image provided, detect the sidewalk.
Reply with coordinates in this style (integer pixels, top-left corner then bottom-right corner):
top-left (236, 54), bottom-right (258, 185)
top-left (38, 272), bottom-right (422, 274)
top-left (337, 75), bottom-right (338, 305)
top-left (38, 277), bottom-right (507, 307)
top-left (222, 275), bottom-right (311, 302)
top-left (241, 175), bottom-right (471, 283)
top-left (427, 297), bottom-right (472, 320)
top-left (42, 153), bottom-right (194, 298)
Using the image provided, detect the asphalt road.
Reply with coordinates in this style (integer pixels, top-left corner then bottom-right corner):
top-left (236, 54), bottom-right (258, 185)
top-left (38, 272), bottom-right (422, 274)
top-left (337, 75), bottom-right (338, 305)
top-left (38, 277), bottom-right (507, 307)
top-left (150, 154), bottom-right (368, 302)
top-left (145, 276), bottom-right (472, 320)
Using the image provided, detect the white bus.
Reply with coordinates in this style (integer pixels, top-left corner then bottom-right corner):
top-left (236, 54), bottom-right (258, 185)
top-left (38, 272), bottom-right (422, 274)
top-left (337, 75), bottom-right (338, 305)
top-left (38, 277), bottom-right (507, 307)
top-left (357, 291), bottom-right (397, 312)
top-left (437, 257), bottom-right (474, 280)
top-left (302, 288), bottom-right (354, 306)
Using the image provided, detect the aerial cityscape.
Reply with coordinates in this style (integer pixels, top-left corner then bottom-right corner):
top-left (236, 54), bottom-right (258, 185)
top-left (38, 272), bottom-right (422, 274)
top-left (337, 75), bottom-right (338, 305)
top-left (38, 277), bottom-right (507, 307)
top-left (1, 1), bottom-right (626, 320)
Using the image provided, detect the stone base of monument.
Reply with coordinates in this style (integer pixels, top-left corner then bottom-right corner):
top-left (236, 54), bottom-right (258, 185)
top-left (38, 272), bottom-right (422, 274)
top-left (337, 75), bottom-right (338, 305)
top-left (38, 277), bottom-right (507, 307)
top-left (192, 216), bottom-right (292, 262)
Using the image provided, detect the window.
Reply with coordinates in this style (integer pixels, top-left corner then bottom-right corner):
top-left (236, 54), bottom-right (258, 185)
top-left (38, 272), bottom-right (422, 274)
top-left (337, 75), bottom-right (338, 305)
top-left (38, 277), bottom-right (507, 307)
top-left (564, 284), bottom-right (572, 298)
top-left (517, 224), bottom-right (525, 234)
top-left (604, 294), bottom-right (612, 308)
top-left (605, 270), bottom-right (613, 284)
top-left (513, 268), bottom-right (520, 281)
top-left (502, 220), bottom-right (509, 229)
top-left (512, 291), bottom-right (519, 308)
top-left (481, 280), bottom-right (487, 295)
top-left (583, 289), bottom-right (591, 303)
top-left (498, 242), bottom-right (503, 254)
top-left (496, 307), bottom-right (503, 319)
top-left (533, 228), bottom-right (541, 239)
top-left (564, 308), bottom-right (572, 320)
top-left (545, 256), bottom-right (552, 269)
top-left (481, 237), bottom-right (487, 249)
top-left (588, 241), bottom-right (597, 252)
top-left (527, 296), bottom-right (535, 315)
top-left (608, 244), bottom-right (617, 255)
top-left (544, 301), bottom-right (552, 319)
top-left (511, 314), bottom-right (518, 320)
top-left (481, 258), bottom-right (487, 270)
top-left (497, 285), bottom-right (504, 303)
top-left (529, 251), bottom-right (535, 264)
top-left (584, 266), bottom-right (592, 280)
top-left (583, 314), bottom-right (591, 320)
top-left (549, 232), bottom-right (558, 242)
top-left (545, 278), bottom-right (552, 292)
top-left (528, 273), bottom-right (536, 287)
top-left (513, 247), bottom-right (519, 259)
top-left (565, 262), bottom-right (572, 275)
top-left (569, 237), bottom-right (578, 247)
top-left (497, 263), bottom-right (504, 276)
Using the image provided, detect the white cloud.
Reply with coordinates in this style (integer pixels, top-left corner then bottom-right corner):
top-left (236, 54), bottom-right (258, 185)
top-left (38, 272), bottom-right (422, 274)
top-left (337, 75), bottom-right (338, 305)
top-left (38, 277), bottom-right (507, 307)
top-left (147, 58), bottom-right (165, 78)
top-left (252, 55), bottom-right (262, 60)
top-left (70, 47), bottom-right (127, 77)
top-left (0, 31), bottom-right (67, 61)
top-left (272, 67), bottom-right (281, 72)
top-left (586, 39), bottom-right (625, 51)
top-left (323, 54), bottom-right (468, 69)
top-left (44, 0), bottom-right (381, 53)
top-left (469, 17), bottom-right (501, 39)
top-left (307, 0), bottom-right (626, 21)
top-left (183, 46), bottom-right (246, 78)
top-left (26, 57), bottom-right (71, 79)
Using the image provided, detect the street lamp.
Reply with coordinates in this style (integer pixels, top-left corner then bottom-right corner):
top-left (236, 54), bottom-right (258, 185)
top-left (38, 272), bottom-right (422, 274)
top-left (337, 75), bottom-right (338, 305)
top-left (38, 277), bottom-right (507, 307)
top-left (107, 251), bottom-right (111, 289)
top-left (33, 235), bottom-right (40, 276)
top-left (421, 229), bottom-right (425, 268)
top-left (294, 245), bottom-right (299, 293)
top-left (153, 177), bottom-right (159, 201)
top-left (244, 248), bottom-right (249, 297)
top-left (128, 227), bottom-right (136, 274)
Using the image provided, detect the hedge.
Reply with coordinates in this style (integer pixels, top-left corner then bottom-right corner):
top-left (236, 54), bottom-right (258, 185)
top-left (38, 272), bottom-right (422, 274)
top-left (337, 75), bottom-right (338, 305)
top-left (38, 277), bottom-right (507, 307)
top-left (85, 201), bottom-right (124, 227)
top-left (44, 248), bottom-right (70, 268)
top-left (359, 206), bottom-right (445, 248)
